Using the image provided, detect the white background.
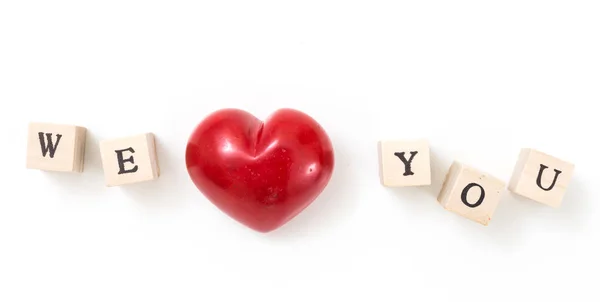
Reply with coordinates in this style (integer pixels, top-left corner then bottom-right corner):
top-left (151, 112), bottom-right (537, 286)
top-left (1, 1), bottom-right (598, 301)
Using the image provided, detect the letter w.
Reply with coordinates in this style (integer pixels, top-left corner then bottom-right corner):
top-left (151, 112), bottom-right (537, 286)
top-left (38, 132), bottom-right (62, 158)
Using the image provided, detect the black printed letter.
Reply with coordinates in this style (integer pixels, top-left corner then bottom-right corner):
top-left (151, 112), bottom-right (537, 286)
top-left (115, 147), bottom-right (138, 174)
top-left (461, 183), bottom-right (485, 208)
top-left (393, 151), bottom-right (419, 176)
top-left (38, 132), bottom-right (62, 158)
top-left (536, 164), bottom-right (561, 191)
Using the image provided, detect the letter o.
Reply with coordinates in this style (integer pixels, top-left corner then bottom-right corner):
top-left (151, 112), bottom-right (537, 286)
top-left (461, 183), bottom-right (485, 208)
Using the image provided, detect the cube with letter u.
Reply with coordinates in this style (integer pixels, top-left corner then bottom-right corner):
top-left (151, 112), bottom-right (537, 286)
top-left (508, 148), bottom-right (574, 208)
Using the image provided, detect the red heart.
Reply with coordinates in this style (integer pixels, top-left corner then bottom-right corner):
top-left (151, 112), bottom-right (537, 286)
top-left (185, 108), bottom-right (335, 233)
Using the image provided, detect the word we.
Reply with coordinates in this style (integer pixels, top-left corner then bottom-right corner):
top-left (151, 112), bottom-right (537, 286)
top-left (377, 140), bottom-right (574, 225)
top-left (26, 122), bottom-right (159, 186)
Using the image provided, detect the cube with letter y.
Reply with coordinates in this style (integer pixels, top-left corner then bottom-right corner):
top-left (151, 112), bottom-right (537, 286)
top-left (437, 161), bottom-right (505, 225)
top-left (26, 122), bottom-right (87, 172)
top-left (508, 148), bottom-right (574, 208)
top-left (377, 139), bottom-right (431, 187)
top-left (99, 133), bottom-right (160, 186)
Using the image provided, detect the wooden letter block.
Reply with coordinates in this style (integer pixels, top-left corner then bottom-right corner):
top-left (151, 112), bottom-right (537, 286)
top-left (26, 122), bottom-right (87, 172)
top-left (508, 148), bottom-right (574, 208)
top-left (437, 161), bottom-right (505, 225)
top-left (378, 139), bottom-right (431, 187)
top-left (99, 133), bottom-right (160, 187)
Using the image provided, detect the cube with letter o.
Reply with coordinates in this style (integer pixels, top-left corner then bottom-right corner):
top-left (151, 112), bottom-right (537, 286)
top-left (437, 161), bottom-right (505, 226)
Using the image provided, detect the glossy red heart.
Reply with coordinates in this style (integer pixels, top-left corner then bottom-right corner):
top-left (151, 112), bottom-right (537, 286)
top-left (185, 108), bottom-right (335, 233)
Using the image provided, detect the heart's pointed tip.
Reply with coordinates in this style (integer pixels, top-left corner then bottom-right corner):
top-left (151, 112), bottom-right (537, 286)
top-left (253, 228), bottom-right (278, 234)
top-left (241, 218), bottom-right (293, 234)
top-left (242, 223), bottom-right (280, 234)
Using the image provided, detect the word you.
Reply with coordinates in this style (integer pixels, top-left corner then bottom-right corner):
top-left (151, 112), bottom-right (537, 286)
top-left (377, 140), bottom-right (574, 225)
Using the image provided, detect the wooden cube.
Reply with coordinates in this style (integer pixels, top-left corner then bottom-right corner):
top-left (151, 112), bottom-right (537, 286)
top-left (378, 139), bottom-right (431, 187)
top-left (99, 133), bottom-right (160, 187)
top-left (26, 122), bottom-right (87, 172)
top-left (437, 161), bottom-right (505, 226)
top-left (508, 148), bottom-right (574, 208)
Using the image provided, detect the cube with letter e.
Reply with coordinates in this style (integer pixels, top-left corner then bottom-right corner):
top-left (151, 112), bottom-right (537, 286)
top-left (99, 133), bottom-right (160, 186)
top-left (437, 161), bottom-right (505, 226)
top-left (508, 148), bottom-right (574, 208)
